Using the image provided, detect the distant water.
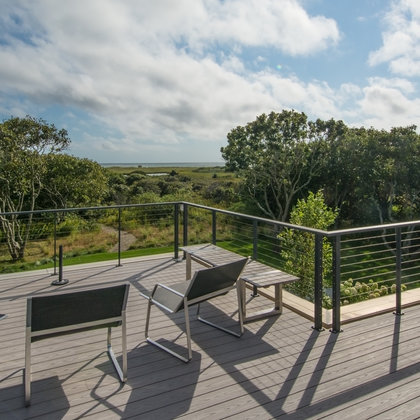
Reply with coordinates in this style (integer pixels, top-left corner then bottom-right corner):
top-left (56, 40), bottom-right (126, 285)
top-left (101, 162), bottom-right (225, 168)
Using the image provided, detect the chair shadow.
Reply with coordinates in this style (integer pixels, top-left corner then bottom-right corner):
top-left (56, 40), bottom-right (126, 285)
top-left (78, 345), bottom-right (203, 419)
top-left (178, 300), bottom-right (281, 410)
top-left (0, 375), bottom-right (69, 419)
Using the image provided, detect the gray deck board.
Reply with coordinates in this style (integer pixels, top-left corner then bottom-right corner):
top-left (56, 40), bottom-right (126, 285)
top-left (1, 255), bottom-right (420, 419)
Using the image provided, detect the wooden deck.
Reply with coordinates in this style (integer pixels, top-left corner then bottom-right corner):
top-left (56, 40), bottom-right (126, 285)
top-left (1, 254), bottom-right (420, 419)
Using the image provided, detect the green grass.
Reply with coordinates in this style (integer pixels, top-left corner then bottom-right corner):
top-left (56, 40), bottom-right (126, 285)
top-left (0, 246), bottom-right (174, 273)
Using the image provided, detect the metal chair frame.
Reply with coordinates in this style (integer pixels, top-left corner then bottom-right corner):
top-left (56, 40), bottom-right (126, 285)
top-left (145, 258), bottom-right (248, 362)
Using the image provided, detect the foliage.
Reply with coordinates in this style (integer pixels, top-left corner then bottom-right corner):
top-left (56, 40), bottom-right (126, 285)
top-left (278, 191), bottom-right (338, 301)
top-left (56, 213), bottom-right (100, 237)
top-left (203, 182), bottom-right (238, 204)
top-left (0, 116), bottom-right (111, 261)
top-left (38, 154), bottom-right (108, 209)
top-left (221, 112), bottom-right (420, 226)
top-left (340, 278), bottom-right (407, 306)
top-left (221, 110), bottom-right (333, 221)
top-left (105, 165), bottom-right (239, 208)
top-left (317, 125), bottom-right (420, 226)
top-left (0, 116), bottom-right (70, 261)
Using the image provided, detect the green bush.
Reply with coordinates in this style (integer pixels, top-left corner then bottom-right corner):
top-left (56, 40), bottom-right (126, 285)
top-left (339, 278), bottom-right (407, 306)
top-left (279, 191), bottom-right (338, 302)
top-left (56, 214), bottom-right (99, 237)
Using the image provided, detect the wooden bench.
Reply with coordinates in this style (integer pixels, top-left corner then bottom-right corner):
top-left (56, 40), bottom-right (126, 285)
top-left (180, 243), bottom-right (299, 322)
top-left (240, 270), bottom-right (299, 322)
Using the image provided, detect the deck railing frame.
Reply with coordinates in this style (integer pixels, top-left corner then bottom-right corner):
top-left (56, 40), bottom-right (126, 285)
top-left (1, 202), bottom-right (419, 332)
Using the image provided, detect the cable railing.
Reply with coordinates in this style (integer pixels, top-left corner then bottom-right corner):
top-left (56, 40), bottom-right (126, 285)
top-left (1, 202), bottom-right (419, 332)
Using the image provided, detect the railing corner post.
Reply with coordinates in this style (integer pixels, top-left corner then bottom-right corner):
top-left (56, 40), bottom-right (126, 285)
top-left (212, 210), bottom-right (217, 245)
top-left (117, 207), bottom-right (122, 267)
top-left (174, 203), bottom-right (180, 260)
top-left (394, 227), bottom-right (404, 316)
top-left (252, 220), bottom-right (258, 260)
top-left (183, 203), bottom-right (188, 247)
top-left (53, 213), bottom-right (58, 276)
top-left (313, 233), bottom-right (324, 331)
top-left (331, 235), bottom-right (342, 333)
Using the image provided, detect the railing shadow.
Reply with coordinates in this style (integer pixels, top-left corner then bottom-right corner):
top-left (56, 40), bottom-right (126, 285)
top-left (390, 313), bottom-right (401, 373)
top-left (122, 258), bottom-right (180, 298)
top-left (180, 301), bottom-right (280, 412)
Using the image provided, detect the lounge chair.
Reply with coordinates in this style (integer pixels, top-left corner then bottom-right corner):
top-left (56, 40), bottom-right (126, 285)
top-left (24, 283), bottom-right (129, 406)
top-left (145, 258), bottom-right (248, 362)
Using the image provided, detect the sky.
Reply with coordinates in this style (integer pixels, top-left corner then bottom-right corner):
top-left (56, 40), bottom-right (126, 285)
top-left (1, 0), bottom-right (420, 164)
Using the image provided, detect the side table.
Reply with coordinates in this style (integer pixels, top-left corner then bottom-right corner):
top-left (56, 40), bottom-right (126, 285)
top-left (240, 270), bottom-right (299, 323)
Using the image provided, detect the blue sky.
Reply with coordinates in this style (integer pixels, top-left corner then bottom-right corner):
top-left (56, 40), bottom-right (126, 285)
top-left (1, 0), bottom-right (420, 163)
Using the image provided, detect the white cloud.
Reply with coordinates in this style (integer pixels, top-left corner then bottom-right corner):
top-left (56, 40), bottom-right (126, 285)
top-left (0, 0), bottom-right (340, 158)
top-left (356, 77), bottom-right (420, 129)
top-left (194, 0), bottom-right (340, 55)
top-left (369, 0), bottom-right (420, 77)
top-left (3, 0), bottom-right (419, 163)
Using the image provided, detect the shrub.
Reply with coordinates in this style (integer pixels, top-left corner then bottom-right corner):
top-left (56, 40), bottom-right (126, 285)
top-left (278, 191), bottom-right (338, 302)
top-left (339, 278), bottom-right (407, 306)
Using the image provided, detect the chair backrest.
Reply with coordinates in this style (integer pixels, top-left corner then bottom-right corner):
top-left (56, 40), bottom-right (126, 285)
top-left (27, 283), bottom-right (129, 341)
top-left (183, 257), bottom-right (248, 307)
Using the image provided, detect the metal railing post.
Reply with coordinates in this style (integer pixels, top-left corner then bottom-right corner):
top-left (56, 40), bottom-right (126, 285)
top-left (331, 235), bottom-right (342, 333)
top-left (183, 203), bottom-right (188, 246)
top-left (394, 227), bottom-right (403, 315)
top-left (174, 203), bottom-right (179, 260)
top-left (252, 220), bottom-right (258, 260)
top-left (117, 208), bottom-right (122, 267)
top-left (212, 210), bottom-right (217, 244)
top-left (313, 233), bottom-right (324, 331)
top-left (53, 213), bottom-right (58, 276)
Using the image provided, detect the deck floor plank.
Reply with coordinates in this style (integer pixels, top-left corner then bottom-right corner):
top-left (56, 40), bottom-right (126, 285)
top-left (1, 255), bottom-right (420, 419)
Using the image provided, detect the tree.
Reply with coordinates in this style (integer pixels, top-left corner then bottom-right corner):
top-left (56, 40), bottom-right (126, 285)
top-left (221, 110), bottom-right (331, 222)
top-left (322, 126), bottom-right (420, 226)
top-left (38, 154), bottom-right (109, 209)
top-left (278, 190), bottom-right (338, 303)
top-left (0, 116), bottom-right (70, 261)
top-left (366, 126), bottom-right (420, 224)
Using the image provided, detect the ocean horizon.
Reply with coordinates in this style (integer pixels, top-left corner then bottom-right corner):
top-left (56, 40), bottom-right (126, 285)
top-left (101, 162), bottom-right (225, 168)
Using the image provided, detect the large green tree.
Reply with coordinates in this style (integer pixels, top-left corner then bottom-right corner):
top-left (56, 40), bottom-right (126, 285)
top-left (221, 110), bottom-right (332, 221)
top-left (365, 126), bottom-right (420, 224)
top-left (320, 125), bottom-right (420, 226)
top-left (0, 116), bottom-right (70, 260)
top-left (39, 154), bottom-right (108, 209)
top-left (0, 116), bottom-right (109, 261)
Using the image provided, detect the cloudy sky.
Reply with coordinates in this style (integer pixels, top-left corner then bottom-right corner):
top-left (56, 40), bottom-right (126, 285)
top-left (1, 0), bottom-right (420, 163)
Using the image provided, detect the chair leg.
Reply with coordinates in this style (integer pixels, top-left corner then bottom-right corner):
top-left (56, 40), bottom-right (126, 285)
top-left (145, 298), bottom-right (192, 363)
top-left (24, 328), bottom-right (31, 406)
top-left (236, 284), bottom-right (244, 336)
top-left (121, 311), bottom-right (127, 381)
top-left (107, 326), bottom-right (127, 383)
top-left (184, 299), bottom-right (192, 361)
top-left (145, 297), bottom-right (152, 340)
top-left (196, 286), bottom-right (244, 338)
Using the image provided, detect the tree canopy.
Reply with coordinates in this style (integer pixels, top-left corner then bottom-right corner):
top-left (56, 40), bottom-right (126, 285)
top-left (222, 110), bottom-right (336, 221)
top-left (222, 111), bottom-right (420, 226)
top-left (0, 116), bottom-right (70, 260)
top-left (0, 116), bottom-right (107, 261)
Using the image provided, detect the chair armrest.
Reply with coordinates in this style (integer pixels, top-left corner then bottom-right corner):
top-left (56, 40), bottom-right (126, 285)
top-left (150, 283), bottom-right (185, 299)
